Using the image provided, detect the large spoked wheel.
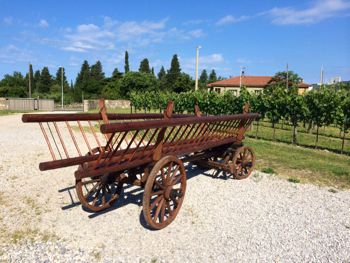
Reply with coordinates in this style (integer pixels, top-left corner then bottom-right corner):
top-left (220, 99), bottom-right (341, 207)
top-left (75, 149), bottom-right (123, 212)
top-left (225, 146), bottom-right (255, 180)
top-left (76, 173), bottom-right (123, 212)
top-left (143, 155), bottom-right (187, 230)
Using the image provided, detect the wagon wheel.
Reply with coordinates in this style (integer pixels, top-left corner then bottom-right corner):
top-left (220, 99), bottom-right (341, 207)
top-left (225, 146), bottom-right (255, 180)
top-left (75, 149), bottom-right (123, 212)
top-left (143, 155), bottom-right (187, 230)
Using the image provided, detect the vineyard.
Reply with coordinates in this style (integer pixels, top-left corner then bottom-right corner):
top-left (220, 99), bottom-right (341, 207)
top-left (129, 86), bottom-right (350, 155)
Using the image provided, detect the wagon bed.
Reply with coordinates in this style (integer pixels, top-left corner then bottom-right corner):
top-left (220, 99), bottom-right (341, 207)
top-left (23, 100), bottom-right (259, 229)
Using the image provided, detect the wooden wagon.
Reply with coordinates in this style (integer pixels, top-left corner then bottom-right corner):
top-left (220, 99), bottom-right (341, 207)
top-left (22, 100), bottom-right (259, 229)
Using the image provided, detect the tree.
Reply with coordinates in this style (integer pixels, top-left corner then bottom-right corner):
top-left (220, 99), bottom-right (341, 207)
top-left (111, 68), bottom-right (123, 81)
top-left (340, 91), bottom-right (350, 153)
top-left (74, 60), bottom-right (90, 101)
top-left (119, 72), bottom-right (159, 98)
top-left (85, 61), bottom-right (105, 97)
top-left (37, 67), bottom-right (52, 93)
top-left (0, 72), bottom-right (27, 97)
top-left (53, 67), bottom-right (69, 92)
top-left (271, 71), bottom-right (302, 90)
top-left (208, 69), bottom-right (217, 83)
top-left (124, 51), bottom-right (130, 73)
top-left (158, 66), bottom-right (167, 91)
top-left (264, 85), bottom-right (287, 140)
top-left (33, 70), bottom-right (41, 93)
top-left (139, 58), bottom-right (151, 73)
top-left (173, 73), bottom-right (194, 93)
top-left (28, 64), bottom-right (33, 97)
top-left (101, 81), bottom-right (121, 99)
top-left (286, 91), bottom-right (308, 144)
top-left (305, 87), bottom-right (339, 148)
top-left (151, 67), bottom-right (155, 76)
top-left (166, 54), bottom-right (181, 91)
top-left (199, 69), bottom-right (208, 89)
top-left (158, 66), bottom-right (166, 80)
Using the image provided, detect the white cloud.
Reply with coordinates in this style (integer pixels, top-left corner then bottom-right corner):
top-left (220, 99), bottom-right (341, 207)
top-left (236, 58), bottom-right (252, 65)
top-left (182, 19), bottom-right (209, 26)
top-left (63, 23), bottom-right (115, 52)
top-left (188, 29), bottom-right (205, 38)
top-left (181, 53), bottom-right (225, 73)
top-left (3, 16), bottom-right (13, 25)
top-left (201, 54), bottom-right (224, 64)
top-left (39, 19), bottom-right (49, 28)
top-left (0, 44), bottom-right (36, 64)
top-left (63, 18), bottom-right (205, 52)
top-left (265, 0), bottom-right (350, 25)
top-left (216, 15), bottom-right (249, 26)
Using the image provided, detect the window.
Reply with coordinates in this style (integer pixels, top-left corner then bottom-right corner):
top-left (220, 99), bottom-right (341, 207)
top-left (214, 88), bottom-right (221, 94)
top-left (254, 90), bottom-right (262, 95)
top-left (228, 90), bottom-right (238, 96)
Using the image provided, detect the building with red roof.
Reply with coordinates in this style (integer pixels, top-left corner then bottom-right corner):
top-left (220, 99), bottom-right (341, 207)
top-left (207, 76), bottom-right (310, 95)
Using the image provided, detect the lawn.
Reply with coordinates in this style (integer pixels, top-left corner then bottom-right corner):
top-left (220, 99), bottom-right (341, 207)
top-left (0, 110), bottom-right (36, 116)
top-left (245, 137), bottom-right (350, 189)
top-left (247, 121), bottom-right (350, 154)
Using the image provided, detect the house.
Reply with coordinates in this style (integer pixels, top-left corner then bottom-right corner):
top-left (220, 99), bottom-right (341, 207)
top-left (207, 76), bottom-right (310, 95)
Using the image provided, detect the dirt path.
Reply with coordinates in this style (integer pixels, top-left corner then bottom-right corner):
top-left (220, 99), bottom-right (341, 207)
top-left (0, 114), bottom-right (349, 262)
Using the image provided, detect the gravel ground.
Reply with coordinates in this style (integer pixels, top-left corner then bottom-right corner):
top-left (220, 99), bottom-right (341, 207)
top-left (0, 113), bottom-right (349, 263)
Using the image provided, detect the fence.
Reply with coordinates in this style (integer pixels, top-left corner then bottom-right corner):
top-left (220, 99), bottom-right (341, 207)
top-left (83, 99), bottom-right (130, 112)
top-left (0, 98), bottom-right (54, 111)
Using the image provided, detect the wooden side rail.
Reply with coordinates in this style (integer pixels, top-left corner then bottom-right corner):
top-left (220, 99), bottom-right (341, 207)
top-left (22, 112), bottom-right (193, 123)
top-left (100, 113), bottom-right (260, 134)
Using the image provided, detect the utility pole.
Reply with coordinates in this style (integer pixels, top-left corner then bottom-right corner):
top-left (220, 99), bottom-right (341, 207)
top-left (320, 65), bottom-right (324, 85)
top-left (240, 66), bottom-right (245, 88)
top-left (61, 67), bottom-right (64, 110)
top-left (286, 63), bottom-right (289, 90)
top-left (28, 63), bottom-right (32, 98)
top-left (195, 45), bottom-right (202, 91)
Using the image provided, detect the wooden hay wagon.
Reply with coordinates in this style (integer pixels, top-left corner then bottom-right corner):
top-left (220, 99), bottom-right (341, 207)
top-left (22, 100), bottom-right (259, 229)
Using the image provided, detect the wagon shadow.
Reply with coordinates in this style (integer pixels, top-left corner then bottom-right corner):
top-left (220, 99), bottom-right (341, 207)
top-left (57, 164), bottom-right (230, 227)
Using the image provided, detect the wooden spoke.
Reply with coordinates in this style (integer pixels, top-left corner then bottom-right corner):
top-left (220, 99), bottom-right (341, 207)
top-left (150, 195), bottom-right (163, 210)
top-left (231, 146), bottom-right (256, 180)
top-left (151, 190), bottom-right (164, 196)
top-left (76, 152), bottom-right (122, 212)
top-left (153, 198), bottom-right (165, 221)
top-left (143, 155), bottom-right (187, 230)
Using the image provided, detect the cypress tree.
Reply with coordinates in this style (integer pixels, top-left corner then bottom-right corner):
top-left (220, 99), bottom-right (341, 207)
top-left (209, 69), bottom-right (217, 83)
top-left (124, 51), bottom-right (130, 73)
top-left (33, 70), bottom-right (41, 93)
top-left (89, 61), bottom-right (105, 96)
top-left (199, 69), bottom-right (208, 84)
top-left (74, 60), bottom-right (90, 101)
top-left (139, 58), bottom-right (151, 73)
top-left (28, 64), bottom-right (33, 97)
top-left (158, 66), bottom-right (166, 80)
top-left (37, 67), bottom-right (52, 93)
top-left (55, 67), bottom-right (69, 92)
top-left (166, 54), bottom-right (181, 91)
top-left (111, 68), bottom-right (123, 80)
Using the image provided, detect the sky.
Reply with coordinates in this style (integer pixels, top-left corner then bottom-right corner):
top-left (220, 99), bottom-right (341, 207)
top-left (0, 0), bottom-right (350, 84)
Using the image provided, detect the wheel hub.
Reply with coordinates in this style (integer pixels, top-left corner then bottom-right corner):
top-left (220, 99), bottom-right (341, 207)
top-left (164, 186), bottom-right (172, 200)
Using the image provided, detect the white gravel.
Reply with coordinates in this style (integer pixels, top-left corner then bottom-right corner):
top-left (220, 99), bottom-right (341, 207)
top-left (0, 113), bottom-right (349, 262)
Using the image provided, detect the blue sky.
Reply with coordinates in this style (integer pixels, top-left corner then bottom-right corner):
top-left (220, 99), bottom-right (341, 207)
top-left (1, 0), bottom-right (349, 84)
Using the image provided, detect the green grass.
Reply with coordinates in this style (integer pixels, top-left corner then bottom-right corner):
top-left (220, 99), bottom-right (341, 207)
top-left (0, 110), bottom-right (37, 116)
top-left (245, 138), bottom-right (350, 189)
top-left (247, 122), bottom-right (350, 154)
top-left (261, 167), bottom-right (276, 174)
top-left (288, 177), bottom-right (301, 183)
